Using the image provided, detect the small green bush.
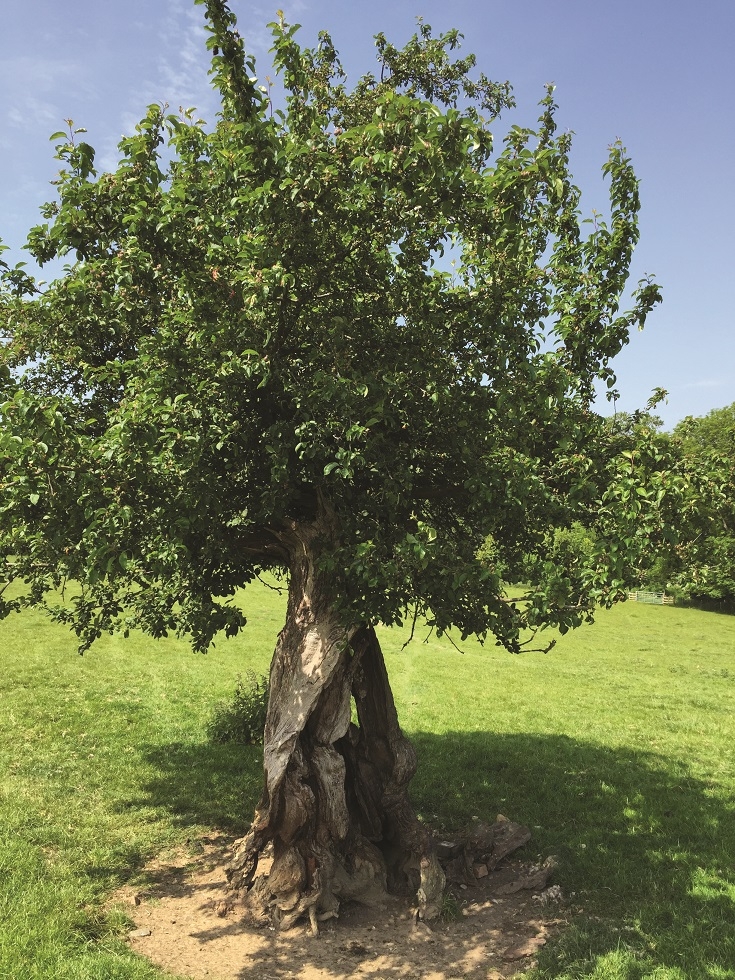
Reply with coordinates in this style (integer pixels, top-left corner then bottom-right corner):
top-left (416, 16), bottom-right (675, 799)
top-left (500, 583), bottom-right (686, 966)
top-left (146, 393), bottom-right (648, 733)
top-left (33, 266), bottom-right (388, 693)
top-left (206, 670), bottom-right (269, 745)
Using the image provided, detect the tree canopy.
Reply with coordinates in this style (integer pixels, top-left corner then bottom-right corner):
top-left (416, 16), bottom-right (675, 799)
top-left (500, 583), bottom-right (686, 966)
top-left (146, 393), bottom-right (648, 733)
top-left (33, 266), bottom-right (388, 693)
top-left (638, 404), bottom-right (735, 605)
top-left (1, 0), bottom-right (666, 927)
top-left (1, 2), bottom-right (661, 653)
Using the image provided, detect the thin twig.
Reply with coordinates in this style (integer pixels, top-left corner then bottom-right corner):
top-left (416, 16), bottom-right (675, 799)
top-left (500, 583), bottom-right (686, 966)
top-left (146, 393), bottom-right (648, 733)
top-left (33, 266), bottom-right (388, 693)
top-left (401, 604), bottom-right (420, 651)
top-left (255, 572), bottom-right (285, 594)
top-left (442, 629), bottom-right (465, 655)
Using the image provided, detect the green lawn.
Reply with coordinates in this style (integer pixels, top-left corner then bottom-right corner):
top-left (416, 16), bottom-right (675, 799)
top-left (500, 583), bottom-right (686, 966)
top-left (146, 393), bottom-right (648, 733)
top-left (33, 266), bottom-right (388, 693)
top-left (1, 584), bottom-right (734, 979)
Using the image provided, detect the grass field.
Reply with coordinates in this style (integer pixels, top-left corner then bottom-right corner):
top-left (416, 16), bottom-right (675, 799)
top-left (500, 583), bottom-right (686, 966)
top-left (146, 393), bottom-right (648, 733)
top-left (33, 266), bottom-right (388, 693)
top-left (1, 583), bottom-right (734, 979)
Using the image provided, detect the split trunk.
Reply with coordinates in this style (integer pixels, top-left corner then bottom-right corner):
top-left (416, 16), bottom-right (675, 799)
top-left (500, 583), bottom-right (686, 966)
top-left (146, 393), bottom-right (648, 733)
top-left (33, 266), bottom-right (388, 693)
top-left (227, 521), bottom-right (444, 930)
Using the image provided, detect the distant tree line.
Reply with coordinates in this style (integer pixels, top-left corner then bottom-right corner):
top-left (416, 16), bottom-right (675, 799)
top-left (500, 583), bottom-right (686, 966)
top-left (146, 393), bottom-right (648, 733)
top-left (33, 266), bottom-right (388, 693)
top-left (479, 401), bottom-right (735, 611)
top-left (641, 402), bottom-right (735, 609)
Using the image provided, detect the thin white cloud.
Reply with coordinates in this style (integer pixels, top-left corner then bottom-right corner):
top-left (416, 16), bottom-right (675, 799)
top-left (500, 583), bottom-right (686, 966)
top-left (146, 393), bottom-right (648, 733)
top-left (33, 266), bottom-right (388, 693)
top-left (0, 55), bottom-right (78, 131)
top-left (681, 379), bottom-right (725, 390)
top-left (156, 0), bottom-right (212, 105)
top-left (109, 0), bottom-right (309, 151)
top-left (94, 1), bottom-right (215, 172)
top-left (6, 97), bottom-right (58, 131)
top-left (116, 1), bottom-right (210, 115)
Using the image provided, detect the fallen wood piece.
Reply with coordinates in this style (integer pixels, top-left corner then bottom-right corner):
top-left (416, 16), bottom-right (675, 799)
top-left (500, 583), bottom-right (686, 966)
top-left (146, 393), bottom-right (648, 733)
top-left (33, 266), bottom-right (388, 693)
top-left (494, 856), bottom-right (558, 896)
top-left (487, 815), bottom-right (532, 868)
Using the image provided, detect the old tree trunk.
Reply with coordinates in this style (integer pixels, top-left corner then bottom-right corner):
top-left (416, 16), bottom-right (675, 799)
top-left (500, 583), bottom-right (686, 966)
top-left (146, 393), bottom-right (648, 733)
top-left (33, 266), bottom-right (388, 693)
top-left (226, 519), bottom-right (445, 932)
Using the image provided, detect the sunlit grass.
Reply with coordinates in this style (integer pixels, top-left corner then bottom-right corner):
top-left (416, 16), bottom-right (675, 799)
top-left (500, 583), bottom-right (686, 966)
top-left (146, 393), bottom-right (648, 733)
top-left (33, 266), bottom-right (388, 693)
top-left (383, 602), bottom-right (735, 980)
top-left (1, 584), bottom-right (734, 978)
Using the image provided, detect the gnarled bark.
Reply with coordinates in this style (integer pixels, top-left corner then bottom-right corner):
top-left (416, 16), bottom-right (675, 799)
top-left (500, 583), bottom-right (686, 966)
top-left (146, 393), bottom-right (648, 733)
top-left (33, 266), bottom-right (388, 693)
top-left (226, 519), bottom-right (443, 930)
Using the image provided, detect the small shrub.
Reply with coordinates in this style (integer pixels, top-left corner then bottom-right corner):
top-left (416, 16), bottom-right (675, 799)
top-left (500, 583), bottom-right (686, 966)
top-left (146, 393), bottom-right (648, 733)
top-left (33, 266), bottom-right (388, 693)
top-left (206, 671), bottom-right (269, 745)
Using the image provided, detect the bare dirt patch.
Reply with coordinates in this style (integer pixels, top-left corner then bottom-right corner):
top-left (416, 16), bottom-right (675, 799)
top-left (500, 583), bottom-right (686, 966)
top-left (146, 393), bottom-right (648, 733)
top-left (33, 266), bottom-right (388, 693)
top-left (114, 834), bottom-right (567, 980)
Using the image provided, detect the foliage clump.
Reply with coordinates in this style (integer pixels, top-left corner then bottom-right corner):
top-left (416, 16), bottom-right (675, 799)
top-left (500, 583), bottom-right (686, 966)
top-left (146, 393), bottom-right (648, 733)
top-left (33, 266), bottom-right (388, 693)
top-left (0, 0), bottom-right (664, 656)
top-left (634, 402), bottom-right (735, 608)
top-left (206, 671), bottom-right (269, 745)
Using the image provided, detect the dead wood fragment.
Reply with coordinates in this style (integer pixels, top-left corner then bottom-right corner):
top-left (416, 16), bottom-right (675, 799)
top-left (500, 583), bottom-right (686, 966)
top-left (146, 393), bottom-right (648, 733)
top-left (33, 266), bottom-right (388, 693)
top-left (493, 856), bottom-right (558, 896)
top-left (416, 852), bottom-right (445, 921)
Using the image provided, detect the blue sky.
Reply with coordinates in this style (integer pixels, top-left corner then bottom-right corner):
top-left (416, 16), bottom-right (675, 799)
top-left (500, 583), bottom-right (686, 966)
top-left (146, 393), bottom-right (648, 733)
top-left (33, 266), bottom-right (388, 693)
top-left (1, 0), bottom-right (733, 428)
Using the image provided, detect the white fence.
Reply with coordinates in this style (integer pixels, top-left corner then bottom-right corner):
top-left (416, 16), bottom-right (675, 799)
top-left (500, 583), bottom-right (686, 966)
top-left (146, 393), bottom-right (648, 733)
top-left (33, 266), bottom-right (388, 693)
top-left (627, 591), bottom-right (674, 606)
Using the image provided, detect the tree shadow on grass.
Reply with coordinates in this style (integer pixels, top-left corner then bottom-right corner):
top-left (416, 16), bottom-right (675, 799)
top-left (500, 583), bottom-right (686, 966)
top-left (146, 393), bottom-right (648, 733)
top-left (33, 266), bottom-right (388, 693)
top-left (681, 596), bottom-right (735, 616)
top-left (116, 740), bottom-right (263, 835)
top-left (129, 731), bottom-right (734, 979)
top-left (411, 731), bottom-right (735, 980)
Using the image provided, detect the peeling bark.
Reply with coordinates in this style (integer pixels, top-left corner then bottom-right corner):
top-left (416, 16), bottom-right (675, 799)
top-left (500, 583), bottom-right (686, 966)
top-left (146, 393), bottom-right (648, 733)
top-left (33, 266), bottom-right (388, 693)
top-left (226, 518), bottom-right (443, 929)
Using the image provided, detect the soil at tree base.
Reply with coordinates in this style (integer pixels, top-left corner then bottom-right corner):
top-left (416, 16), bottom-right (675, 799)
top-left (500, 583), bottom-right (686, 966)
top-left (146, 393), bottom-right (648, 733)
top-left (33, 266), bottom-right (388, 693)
top-left (116, 833), bottom-right (565, 980)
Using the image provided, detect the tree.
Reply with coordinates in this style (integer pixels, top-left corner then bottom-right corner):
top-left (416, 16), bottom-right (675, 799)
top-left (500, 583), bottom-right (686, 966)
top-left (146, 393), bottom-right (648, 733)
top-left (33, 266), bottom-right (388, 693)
top-left (614, 404), bottom-right (735, 607)
top-left (646, 405), bottom-right (735, 606)
top-left (1, 0), bottom-right (663, 928)
top-left (675, 402), bottom-right (735, 458)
